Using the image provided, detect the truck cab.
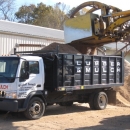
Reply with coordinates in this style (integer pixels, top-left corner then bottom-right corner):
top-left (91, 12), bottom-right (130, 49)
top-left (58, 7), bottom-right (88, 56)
top-left (0, 55), bottom-right (46, 119)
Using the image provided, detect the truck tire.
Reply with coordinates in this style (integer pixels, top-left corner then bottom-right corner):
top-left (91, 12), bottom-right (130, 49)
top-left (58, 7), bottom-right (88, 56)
top-left (24, 97), bottom-right (45, 120)
top-left (59, 101), bottom-right (73, 106)
top-left (94, 92), bottom-right (108, 110)
top-left (89, 93), bottom-right (95, 110)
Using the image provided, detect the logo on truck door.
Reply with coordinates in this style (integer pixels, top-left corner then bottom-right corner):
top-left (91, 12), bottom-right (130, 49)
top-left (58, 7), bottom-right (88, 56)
top-left (0, 85), bottom-right (8, 89)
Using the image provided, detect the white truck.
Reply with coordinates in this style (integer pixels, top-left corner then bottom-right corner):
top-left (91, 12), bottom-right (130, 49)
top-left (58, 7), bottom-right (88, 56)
top-left (0, 48), bottom-right (124, 120)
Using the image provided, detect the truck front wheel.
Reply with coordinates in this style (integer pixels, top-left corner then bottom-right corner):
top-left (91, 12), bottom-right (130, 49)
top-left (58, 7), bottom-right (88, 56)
top-left (24, 97), bottom-right (45, 120)
top-left (94, 92), bottom-right (108, 110)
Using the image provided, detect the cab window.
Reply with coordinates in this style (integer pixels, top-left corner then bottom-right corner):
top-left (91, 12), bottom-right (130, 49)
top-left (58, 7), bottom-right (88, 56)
top-left (29, 61), bottom-right (39, 74)
top-left (19, 61), bottom-right (39, 82)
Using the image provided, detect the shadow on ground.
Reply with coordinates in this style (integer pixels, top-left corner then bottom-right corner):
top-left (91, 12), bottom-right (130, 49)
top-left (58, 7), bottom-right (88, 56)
top-left (45, 104), bottom-right (90, 116)
top-left (0, 104), bottom-right (90, 130)
top-left (0, 111), bottom-right (27, 130)
top-left (66, 115), bottom-right (130, 130)
top-left (0, 105), bottom-right (130, 130)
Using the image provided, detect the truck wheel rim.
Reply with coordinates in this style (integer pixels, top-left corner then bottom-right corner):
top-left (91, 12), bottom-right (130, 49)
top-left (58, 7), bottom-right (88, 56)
top-left (99, 95), bottom-right (106, 108)
top-left (29, 102), bottom-right (41, 116)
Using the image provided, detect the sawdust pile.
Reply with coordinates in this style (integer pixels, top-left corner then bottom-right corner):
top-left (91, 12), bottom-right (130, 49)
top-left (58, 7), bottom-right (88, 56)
top-left (124, 60), bottom-right (130, 77)
top-left (42, 43), bottom-right (80, 54)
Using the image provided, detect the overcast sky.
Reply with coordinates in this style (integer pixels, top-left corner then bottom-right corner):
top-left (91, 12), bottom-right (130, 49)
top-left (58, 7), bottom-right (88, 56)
top-left (16, 0), bottom-right (130, 11)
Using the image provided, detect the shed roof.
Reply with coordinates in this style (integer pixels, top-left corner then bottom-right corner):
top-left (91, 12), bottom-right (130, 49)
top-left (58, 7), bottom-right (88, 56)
top-left (0, 20), bottom-right (64, 41)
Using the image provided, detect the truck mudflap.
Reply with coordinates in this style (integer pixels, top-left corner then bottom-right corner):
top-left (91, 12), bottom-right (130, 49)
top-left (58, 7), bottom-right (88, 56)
top-left (106, 90), bottom-right (117, 105)
top-left (0, 99), bottom-right (18, 112)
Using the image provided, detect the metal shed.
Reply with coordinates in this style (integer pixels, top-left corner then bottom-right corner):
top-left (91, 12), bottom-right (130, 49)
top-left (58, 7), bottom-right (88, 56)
top-left (0, 20), bottom-right (64, 55)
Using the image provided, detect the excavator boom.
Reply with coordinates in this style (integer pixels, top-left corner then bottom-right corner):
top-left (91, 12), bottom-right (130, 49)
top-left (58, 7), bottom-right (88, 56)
top-left (64, 1), bottom-right (130, 54)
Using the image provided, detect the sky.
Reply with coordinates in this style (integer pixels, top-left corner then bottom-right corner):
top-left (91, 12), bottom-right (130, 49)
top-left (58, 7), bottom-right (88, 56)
top-left (16, 0), bottom-right (130, 11)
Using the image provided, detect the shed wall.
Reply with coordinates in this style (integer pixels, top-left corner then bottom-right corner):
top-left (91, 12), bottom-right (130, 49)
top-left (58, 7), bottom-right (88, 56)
top-left (0, 33), bottom-right (64, 55)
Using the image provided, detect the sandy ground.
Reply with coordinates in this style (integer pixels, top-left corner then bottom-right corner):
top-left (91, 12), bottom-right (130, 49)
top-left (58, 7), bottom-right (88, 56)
top-left (0, 103), bottom-right (130, 130)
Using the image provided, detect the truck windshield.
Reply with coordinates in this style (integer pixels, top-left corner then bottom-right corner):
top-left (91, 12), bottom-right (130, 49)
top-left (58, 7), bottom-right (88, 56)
top-left (0, 57), bottom-right (19, 83)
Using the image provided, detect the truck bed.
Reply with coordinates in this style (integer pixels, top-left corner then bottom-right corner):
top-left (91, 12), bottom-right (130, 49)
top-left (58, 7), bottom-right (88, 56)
top-left (44, 53), bottom-right (124, 91)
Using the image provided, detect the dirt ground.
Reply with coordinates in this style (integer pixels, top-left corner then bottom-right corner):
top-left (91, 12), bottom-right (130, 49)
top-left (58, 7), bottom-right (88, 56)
top-left (0, 103), bottom-right (130, 130)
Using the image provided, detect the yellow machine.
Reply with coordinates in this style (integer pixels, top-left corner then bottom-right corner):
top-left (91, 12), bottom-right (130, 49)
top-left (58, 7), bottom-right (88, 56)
top-left (64, 1), bottom-right (130, 54)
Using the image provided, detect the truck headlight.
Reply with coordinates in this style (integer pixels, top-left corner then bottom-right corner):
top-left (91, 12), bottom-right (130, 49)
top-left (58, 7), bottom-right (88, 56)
top-left (5, 92), bottom-right (17, 99)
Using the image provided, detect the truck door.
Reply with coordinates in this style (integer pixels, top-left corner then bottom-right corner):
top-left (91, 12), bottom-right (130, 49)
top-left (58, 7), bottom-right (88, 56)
top-left (17, 59), bottom-right (43, 99)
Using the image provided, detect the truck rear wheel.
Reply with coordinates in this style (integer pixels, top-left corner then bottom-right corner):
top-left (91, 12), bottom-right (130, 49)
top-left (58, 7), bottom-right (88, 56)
top-left (24, 97), bottom-right (45, 120)
top-left (94, 92), bottom-right (108, 110)
top-left (59, 101), bottom-right (73, 106)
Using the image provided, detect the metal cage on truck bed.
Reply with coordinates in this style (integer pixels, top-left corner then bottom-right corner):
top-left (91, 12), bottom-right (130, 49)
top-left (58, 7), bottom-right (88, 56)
top-left (57, 53), bottom-right (124, 91)
top-left (43, 53), bottom-right (124, 91)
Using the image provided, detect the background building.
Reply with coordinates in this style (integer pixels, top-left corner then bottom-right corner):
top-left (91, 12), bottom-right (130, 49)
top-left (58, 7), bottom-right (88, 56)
top-left (97, 42), bottom-right (130, 62)
top-left (104, 43), bottom-right (130, 62)
top-left (0, 20), bottom-right (64, 55)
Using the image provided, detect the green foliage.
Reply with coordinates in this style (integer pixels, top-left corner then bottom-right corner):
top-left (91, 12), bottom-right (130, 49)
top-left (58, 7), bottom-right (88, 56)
top-left (15, 4), bottom-right (36, 24)
top-left (45, 3), bottom-right (68, 30)
top-left (32, 3), bottom-right (53, 27)
top-left (15, 2), bottom-right (71, 30)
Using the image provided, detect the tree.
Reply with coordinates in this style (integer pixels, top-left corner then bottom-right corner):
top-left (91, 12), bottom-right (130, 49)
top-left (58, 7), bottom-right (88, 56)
top-left (15, 2), bottom-right (69, 30)
top-left (0, 0), bottom-right (16, 21)
top-left (15, 4), bottom-right (36, 24)
top-left (45, 3), bottom-right (69, 30)
top-left (32, 2), bottom-right (53, 27)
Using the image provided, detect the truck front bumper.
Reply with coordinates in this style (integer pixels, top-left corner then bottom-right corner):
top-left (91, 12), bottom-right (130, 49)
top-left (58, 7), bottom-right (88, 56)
top-left (0, 99), bottom-right (18, 112)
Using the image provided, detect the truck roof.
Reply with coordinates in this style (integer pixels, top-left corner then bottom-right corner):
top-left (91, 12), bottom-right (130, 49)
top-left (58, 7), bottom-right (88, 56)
top-left (21, 56), bottom-right (41, 61)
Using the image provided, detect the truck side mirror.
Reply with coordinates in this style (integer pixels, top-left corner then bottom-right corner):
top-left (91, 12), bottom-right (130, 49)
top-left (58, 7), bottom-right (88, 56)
top-left (24, 61), bottom-right (29, 79)
top-left (20, 61), bottom-right (29, 80)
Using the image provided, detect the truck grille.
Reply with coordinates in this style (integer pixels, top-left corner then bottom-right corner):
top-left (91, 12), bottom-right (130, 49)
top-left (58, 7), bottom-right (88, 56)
top-left (0, 91), bottom-right (6, 97)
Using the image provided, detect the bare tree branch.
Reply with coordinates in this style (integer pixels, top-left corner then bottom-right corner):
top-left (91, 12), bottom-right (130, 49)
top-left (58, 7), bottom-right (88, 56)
top-left (0, 0), bottom-right (16, 21)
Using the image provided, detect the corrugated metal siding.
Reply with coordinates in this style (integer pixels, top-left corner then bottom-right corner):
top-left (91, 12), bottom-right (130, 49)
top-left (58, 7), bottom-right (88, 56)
top-left (0, 33), bottom-right (64, 55)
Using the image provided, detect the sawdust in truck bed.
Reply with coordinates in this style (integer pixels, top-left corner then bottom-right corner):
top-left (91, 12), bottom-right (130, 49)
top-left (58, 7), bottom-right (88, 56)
top-left (42, 42), bottom-right (80, 54)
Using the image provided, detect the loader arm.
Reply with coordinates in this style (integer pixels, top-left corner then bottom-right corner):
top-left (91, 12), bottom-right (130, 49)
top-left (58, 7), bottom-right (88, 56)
top-left (64, 1), bottom-right (130, 54)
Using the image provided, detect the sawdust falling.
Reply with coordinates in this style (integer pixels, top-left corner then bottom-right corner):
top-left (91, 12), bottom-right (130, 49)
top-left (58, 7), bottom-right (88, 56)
top-left (115, 60), bottom-right (130, 107)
